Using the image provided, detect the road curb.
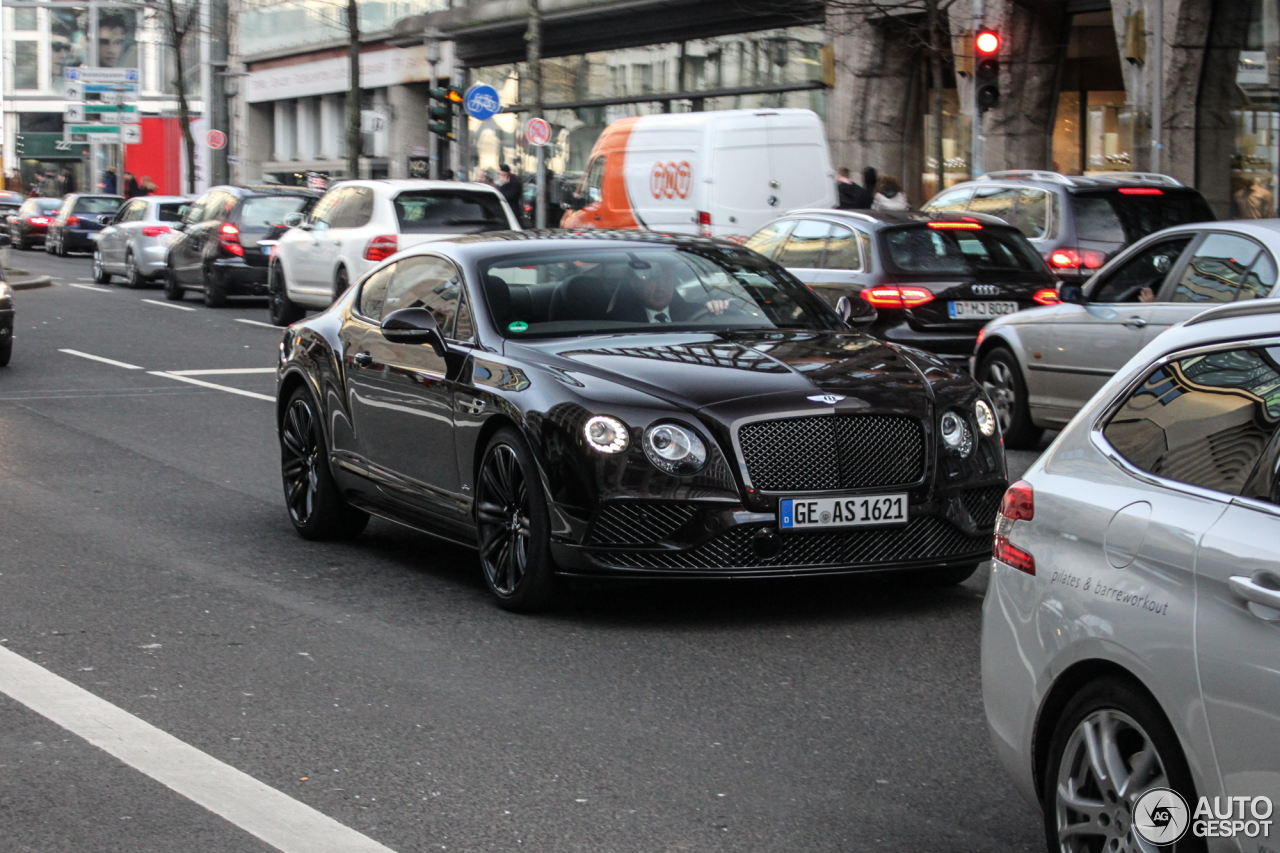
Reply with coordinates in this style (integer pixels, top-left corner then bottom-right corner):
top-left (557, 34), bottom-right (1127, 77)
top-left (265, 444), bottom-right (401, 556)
top-left (10, 275), bottom-right (54, 290)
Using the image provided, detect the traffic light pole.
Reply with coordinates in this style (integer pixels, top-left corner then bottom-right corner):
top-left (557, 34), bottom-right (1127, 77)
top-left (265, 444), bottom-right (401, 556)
top-left (971, 0), bottom-right (985, 177)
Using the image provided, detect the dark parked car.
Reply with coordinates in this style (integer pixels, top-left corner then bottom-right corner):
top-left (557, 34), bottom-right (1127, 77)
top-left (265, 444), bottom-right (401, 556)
top-left (46, 194), bottom-right (125, 256)
top-left (0, 190), bottom-right (24, 220)
top-left (276, 232), bottom-right (1007, 611)
top-left (746, 209), bottom-right (1061, 363)
top-left (8, 198), bottom-right (61, 250)
top-left (0, 233), bottom-right (12, 366)
top-left (165, 185), bottom-right (319, 307)
top-left (921, 170), bottom-right (1215, 280)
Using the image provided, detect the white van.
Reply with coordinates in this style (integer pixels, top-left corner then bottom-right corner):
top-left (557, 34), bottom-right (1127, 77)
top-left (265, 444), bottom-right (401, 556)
top-left (561, 108), bottom-right (836, 241)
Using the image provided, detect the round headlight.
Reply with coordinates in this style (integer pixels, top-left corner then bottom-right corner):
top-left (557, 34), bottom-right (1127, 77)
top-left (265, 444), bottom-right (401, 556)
top-left (940, 410), bottom-right (974, 457)
top-left (584, 415), bottom-right (629, 454)
top-left (974, 399), bottom-right (997, 437)
top-left (643, 423), bottom-right (707, 475)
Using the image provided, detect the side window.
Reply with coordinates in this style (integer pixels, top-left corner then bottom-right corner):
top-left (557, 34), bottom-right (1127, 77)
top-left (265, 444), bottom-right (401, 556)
top-left (452, 289), bottom-right (475, 342)
top-left (1243, 252), bottom-right (1279, 301)
top-left (358, 263), bottom-right (396, 323)
top-left (1010, 188), bottom-right (1051, 239)
top-left (185, 195), bottom-right (210, 224)
top-left (1104, 345), bottom-right (1280, 496)
top-left (584, 158), bottom-right (605, 204)
top-left (337, 188), bottom-right (374, 228)
top-left (310, 188), bottom-right (346, 227)
top-left (1089, 238), bottom-right (1192, 304)
top-left (968, 186), bottom-right (1019, 224)
top-left (218, 193), bottom-right (239, 221)
top-left (125, 201), bottom-right (146, 222)
top-left (774, 219), bottom-right (830, 269)
top-left (744, 221), bottom-right (794, 259)
top-left (1170, 234), bottom-right (1265, 304)
top-left (925, 186), bottom-right (974, 213)
top-left (381, 256), bottom-right (464, 334)
top-left (824, 225), bottom-right (863, 270)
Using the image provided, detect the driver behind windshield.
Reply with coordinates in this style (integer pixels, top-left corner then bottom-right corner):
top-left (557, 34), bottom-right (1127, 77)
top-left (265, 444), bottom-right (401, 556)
top-left (608, 261), bottom-right (729, 324)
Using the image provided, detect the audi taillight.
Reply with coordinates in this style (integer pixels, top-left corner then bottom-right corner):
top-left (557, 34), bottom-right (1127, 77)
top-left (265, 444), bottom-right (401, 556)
top-left (697, 211), bottom-right (712, 237)
top-left (219, 223), bottom-right (244, 257)
top-left (364, 234), bottom-right (398, 262)
top-left (142, 225), bottom-right (172, 238)
top-left (1033, 288), bottom-right (1061, 306)
top-left (993, 479), bottom-right (1035, 575)
top-left (67, 215), bottom-right (80, 227)
top-left (1048, 248), bottom-right (1106, 270)
top-left (860, 285), bottom-right (935, 309)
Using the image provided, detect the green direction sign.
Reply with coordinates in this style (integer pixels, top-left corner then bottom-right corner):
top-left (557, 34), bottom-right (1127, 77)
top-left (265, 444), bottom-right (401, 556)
top-left (66, 124), bottom-right (118, 135)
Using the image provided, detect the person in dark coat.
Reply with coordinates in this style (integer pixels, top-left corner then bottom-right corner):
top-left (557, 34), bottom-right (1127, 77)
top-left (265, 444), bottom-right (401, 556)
top-left (836, 166), bottom-right (873, 209)
top-left (607, 262), bottom-right (730, 324)
top-left (498, 164), bottom-right (524, 222)
top-left (123, 172), bottom-right (140, 198)
top-left (102, 167), bottom-right (118, 195)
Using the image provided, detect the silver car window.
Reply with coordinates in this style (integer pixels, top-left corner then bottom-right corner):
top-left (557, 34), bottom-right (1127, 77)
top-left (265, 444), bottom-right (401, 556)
top-left (824, 225), bottom-right (863, 271)
top-left (1089, 238), bottom-right (1192, 303)
top-left (744, 220), bottom-right (794, 260)
top-left (774, 219), bottom-right (830, 269)
top-left (1170, 234), bottom-right (1267, 305)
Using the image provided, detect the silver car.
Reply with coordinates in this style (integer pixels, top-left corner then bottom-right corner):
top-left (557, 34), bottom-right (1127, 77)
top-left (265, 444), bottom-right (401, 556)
top-left (973, 220), bottom-right (1280, 448)
top-left (983, 299), bottom-right (1280, 853)
top-left (93, 195), bottom-right (192, 288)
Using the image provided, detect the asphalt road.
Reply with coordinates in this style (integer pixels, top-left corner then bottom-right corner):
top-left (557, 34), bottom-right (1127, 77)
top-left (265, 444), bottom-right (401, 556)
top-left (1, 246), bottom-right (1052, 853)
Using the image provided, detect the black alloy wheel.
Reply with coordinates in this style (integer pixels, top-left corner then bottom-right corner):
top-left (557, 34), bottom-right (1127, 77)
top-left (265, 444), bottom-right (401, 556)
top-left (977, 347), bottom-right (1043, 450)
top-left (202, 264), bottom-right (228, 307)
top-left (124, 250), bottom-right (145, 289)
top-left (164, 267), bottom-right (185, 301)
top-left (475, 428), bottom-right (562, 612)
top-left (280, 388), bottom-right (369, 540)
top-left (92, 249), bottom-right (111, 284)
top-left (268, 261), bottom-right (305, 326)
top-left (0, 335), bottom-right (11, 367)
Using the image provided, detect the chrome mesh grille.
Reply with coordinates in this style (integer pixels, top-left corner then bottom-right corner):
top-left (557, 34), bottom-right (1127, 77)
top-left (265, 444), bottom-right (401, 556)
top-left (587, 503), bottom-right (698, 547)
top-left (959, 485), bottom-right (1005, 529)
top-left (596, 516), bottom-right (987, 571)
top-left (737, 415), bottom-right (925, 492)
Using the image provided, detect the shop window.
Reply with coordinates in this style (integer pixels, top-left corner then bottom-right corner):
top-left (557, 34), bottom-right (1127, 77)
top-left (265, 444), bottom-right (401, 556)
top-left (921, 90), bottom-right (972, 198)
top-left (14, 8), bottom-right (36, 29)
top-left (1051, 13), bottom-right (1133, 175)
top-left (13, 42), bottom-right (38, 90)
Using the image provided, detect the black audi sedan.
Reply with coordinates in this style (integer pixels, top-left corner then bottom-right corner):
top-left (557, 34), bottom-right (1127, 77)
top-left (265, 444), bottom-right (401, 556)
top-left (276, 232), bottom-right (1007, 611)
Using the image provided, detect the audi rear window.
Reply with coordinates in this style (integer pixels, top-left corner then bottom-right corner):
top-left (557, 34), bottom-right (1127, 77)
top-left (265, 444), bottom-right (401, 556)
top-left (882, 225), bottom-right (1045, 274)
top-left (393, 190), bottom-right (509, 234)
top-left (1072, 191), bottom-right (1214, 246)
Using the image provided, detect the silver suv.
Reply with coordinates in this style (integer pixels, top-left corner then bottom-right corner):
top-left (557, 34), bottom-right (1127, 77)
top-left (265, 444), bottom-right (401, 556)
top-left (923, 171), bottom-right (1215, 280)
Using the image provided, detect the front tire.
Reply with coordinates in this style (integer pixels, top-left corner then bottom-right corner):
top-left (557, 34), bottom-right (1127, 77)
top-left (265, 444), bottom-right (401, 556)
top-left (92, 250), bottom-right (111, 284)
top-left (1043, 678), bottom-right (1205, 853)
top-left (977, 347), bottom-right (1043, 450)
top-left (0, 335), bottom-right (11, 367)
top-left (202, 264), bottom-right (228, 307)
top-left (164, 267), bottom-right (185, 301)
top-left (268, 261), bottom-right (305, 326)
top-left (280, 387), bottom-right (369, 540)
top-left (475, 428), bottom-right (563, 612)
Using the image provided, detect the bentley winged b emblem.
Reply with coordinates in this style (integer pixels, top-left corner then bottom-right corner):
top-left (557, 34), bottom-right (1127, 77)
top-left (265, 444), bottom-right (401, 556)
top-left (808, 394), bottom-right (846, 405)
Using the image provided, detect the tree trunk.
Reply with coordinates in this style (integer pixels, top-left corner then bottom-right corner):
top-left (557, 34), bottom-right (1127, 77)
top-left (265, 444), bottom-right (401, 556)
top-left (346, 0), bottom-right (362, 178)
top-left (927, 0), bottom-right (945, 196)
top-left (166, 0), bottom-right (198, 194)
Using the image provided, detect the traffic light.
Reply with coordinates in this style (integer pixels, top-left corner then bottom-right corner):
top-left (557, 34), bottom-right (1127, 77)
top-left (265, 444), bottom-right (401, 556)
top-left (428, 85), bottom-right (463, 139)
top-left (975, 28), bottom-right (1000, 113)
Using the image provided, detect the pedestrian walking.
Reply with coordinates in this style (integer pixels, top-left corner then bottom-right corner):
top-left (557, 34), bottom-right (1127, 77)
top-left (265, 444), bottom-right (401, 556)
top-left (835, 166), bottom-right (873, 209)
top-left (123, 172), bottom-right (140, 198)
top-left (498, 164), bottom-right (524, 223)
top-left (871, 175), bottom-right (910, 210)
top-left (102, 167), bottom-right (118, 195)
top-left (139, 176), bottom-right (156, 196)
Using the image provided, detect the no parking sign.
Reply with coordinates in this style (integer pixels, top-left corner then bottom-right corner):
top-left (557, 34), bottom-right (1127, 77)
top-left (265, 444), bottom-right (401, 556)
top-left (525, 117), bottom-right (551, 147)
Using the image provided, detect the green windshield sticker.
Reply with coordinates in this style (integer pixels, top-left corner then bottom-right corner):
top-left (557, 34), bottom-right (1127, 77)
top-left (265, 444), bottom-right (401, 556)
top-left (508, 321), bottom-right (529, 333)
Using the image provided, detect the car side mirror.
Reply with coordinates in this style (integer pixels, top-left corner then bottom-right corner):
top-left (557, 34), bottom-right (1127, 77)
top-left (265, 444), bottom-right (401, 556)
top-left (837, 294), bottom-right (877, 328)
top-left (172, 220), bottom-right (186, 232)
top-left (1058, 283), bottom-right (1086, 305)
top-left (283, 212), bottom-right (304, 228)
top-left (381, 307), bottom-right (447, 356)
top-left (99, 214), bottom-right (115, 226)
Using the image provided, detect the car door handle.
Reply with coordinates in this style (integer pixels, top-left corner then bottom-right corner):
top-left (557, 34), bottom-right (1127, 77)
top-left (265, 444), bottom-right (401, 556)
top-left (1228, 573), bottom-right (1280, 621)
top-left (1123, 317), bottom-right (1147, 328)
top-left (353, 352), bottom-right (374, 367)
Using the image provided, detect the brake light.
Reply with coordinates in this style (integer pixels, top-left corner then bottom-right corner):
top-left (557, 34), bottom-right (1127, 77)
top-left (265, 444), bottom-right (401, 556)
top-left (67, 215), bottom-right (80, 227)
top-left (860, 285), bottom-right (935, 309)
top-left (29, 216), bottom-right (49, 225)
top-left (993, 480), bottom-right (1035, 574)
top-left (697, 210), bottom-right (712, 238)
top-left (928, 221), bottom-right (983, 230)
top-left (1033, 288), bottom-right (1061, 306)
top-left (993, 535), bottom-right (1036, 574)
top-left (364, 234), bottom-right (398, 262)
top-left (976, 328), bottom-right (986, 346)
top-left (219, 223), bottom-right (244, 257)
top-left (142, 225), bottom-right (172, 238)
top-left (1000, 480), bottom-right (1034, 521)
top-left (1048, 248), bottom-right (1106, 270)
top-left (1119, 187), bottom-right (1163, 195)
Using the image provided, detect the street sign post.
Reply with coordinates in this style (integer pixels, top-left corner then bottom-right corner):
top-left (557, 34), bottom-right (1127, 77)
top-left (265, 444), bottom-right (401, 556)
top-left (525, 117), bottom-right (553, 229)
top-left (207, 129), bottom-right (227, 150)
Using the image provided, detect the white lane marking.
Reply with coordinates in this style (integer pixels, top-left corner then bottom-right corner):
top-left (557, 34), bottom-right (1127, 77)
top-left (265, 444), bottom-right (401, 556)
top-left (235, 318), bottom-right (282, 329)
top-left (68, 283), bottom-right (112, 293)
top-left (149, 371), bottom-right (274, 401)
top-left (167, 367), bottom-right (276, 376)
top-left (58, 349), bottom-right (145, 370)
top-left (141, 298), bottom-right (197, 312)
top-left (0, 644), bottom-right (399, 853)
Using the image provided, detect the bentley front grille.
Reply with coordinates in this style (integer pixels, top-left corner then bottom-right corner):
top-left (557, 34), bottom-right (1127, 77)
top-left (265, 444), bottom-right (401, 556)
top-left (737, 414), bottom-right (925, 492)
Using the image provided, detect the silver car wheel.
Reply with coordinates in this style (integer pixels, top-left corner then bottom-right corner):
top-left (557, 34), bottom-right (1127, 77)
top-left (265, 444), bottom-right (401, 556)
top-left (982, 360), bottom-right (1018, 433)
top-left (92, 251), bottom-right (103, 279)
top-left (1055, 708), bottom-right (1169, 853)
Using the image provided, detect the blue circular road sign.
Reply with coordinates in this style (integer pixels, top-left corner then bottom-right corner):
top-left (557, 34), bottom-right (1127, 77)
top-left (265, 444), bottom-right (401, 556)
top-left (464, 84), bottom-right (502, 121)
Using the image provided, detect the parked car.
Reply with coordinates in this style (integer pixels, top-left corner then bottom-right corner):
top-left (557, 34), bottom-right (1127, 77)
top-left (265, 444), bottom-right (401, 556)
top-left (92, 195), bottom-right (192, 288)
top-left (983, 298), bottom-right (1280, 853)
top-left (45, 193), bottom-right (125, 256)
top-left (745, 209), bottom-right (1061, 363)
top-left (973, 219), bottom-right (1280, 447)
top-left (0, 233), bottom-right (12, 366)
top-left (164, 185), bottom-right (318, 307)
top-left (0, 190), bottom-right (25, 220)
top-left (266, 179), bottom-right (519, 326)
top-left (560, 108), bottom-right (836, 241)
top-left (922, 171), bottom-right (1215, 280)
top-left (275, 231), bottom-right (1006, 611)
top-left (8, 198), bottom-right (61, 250)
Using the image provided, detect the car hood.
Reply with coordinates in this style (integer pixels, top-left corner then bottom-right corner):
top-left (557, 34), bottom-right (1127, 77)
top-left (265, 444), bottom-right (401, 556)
top-left (509, 329), bottom-right (941, 415)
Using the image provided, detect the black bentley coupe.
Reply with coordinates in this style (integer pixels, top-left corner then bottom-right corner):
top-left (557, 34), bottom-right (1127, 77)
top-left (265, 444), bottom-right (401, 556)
top-left (276, 231), bottom-right (1007, 610)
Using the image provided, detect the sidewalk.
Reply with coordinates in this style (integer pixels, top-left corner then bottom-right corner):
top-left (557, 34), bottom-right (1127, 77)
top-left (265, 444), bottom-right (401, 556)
top-left (3, 268), bottom-right (54, 290)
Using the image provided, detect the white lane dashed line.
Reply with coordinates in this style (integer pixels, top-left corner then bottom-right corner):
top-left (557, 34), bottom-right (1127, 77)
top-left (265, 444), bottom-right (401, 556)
top-left (58, 349), bottom-right (145, 370)
top-left (67, 283), bottom-right (112, 293)
top-left (167, 367), bottom-right (277, 376)
top-left (141, 298), bottom-right (197, 312)
top-left (0, 644), bottom-right (400, 853)
top-left (149, 371), bottom-right (274, 401)
top-left (234, 318), bottom-right (282, 329)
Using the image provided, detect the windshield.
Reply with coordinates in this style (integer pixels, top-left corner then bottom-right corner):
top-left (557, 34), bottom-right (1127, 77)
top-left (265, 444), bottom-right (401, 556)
top-left (480, 246), bottom-right (841, 338)
top-left (1072, 191), bottom-right (1214, 248)
top-left (393, 190), bottom-right (509, 234)
top-left (881, 225), bottom-right (1044, 274)
top-left (240, 195), bottom-right (310, 229)
top-left (74, 197), bottom-right (123, 214)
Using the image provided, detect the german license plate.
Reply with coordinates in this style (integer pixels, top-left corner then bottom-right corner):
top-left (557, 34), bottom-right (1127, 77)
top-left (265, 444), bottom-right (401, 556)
top-left (779, 494), bottom-right (908, 530)
top-left (948, 300), bottom-right (1017, 319)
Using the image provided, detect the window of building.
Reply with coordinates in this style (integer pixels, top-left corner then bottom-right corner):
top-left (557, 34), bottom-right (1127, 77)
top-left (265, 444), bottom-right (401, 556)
top-left (1051, 12), bottom-right (1134, 175)
top-left (14, 8), bottom-right (37, 29)
top-left (14, 42), bottom-right (39, 90)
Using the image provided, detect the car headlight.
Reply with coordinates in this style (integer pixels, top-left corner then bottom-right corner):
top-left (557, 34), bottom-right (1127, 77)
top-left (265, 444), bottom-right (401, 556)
top-left (643, 423), bottom-right (707, 475)
top-left (584, 415), bottom-right (629, 454)
top-left (974, 399), bottom-right (997, 437)
top-left (0, 282), bottom-right (12, 302)
top-left (939, 411), bottom-right (974, 457)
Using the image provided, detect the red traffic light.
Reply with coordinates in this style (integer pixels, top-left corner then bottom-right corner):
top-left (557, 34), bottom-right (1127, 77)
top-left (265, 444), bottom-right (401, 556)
top-left (976, 30), bottom-right (1000, 55)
